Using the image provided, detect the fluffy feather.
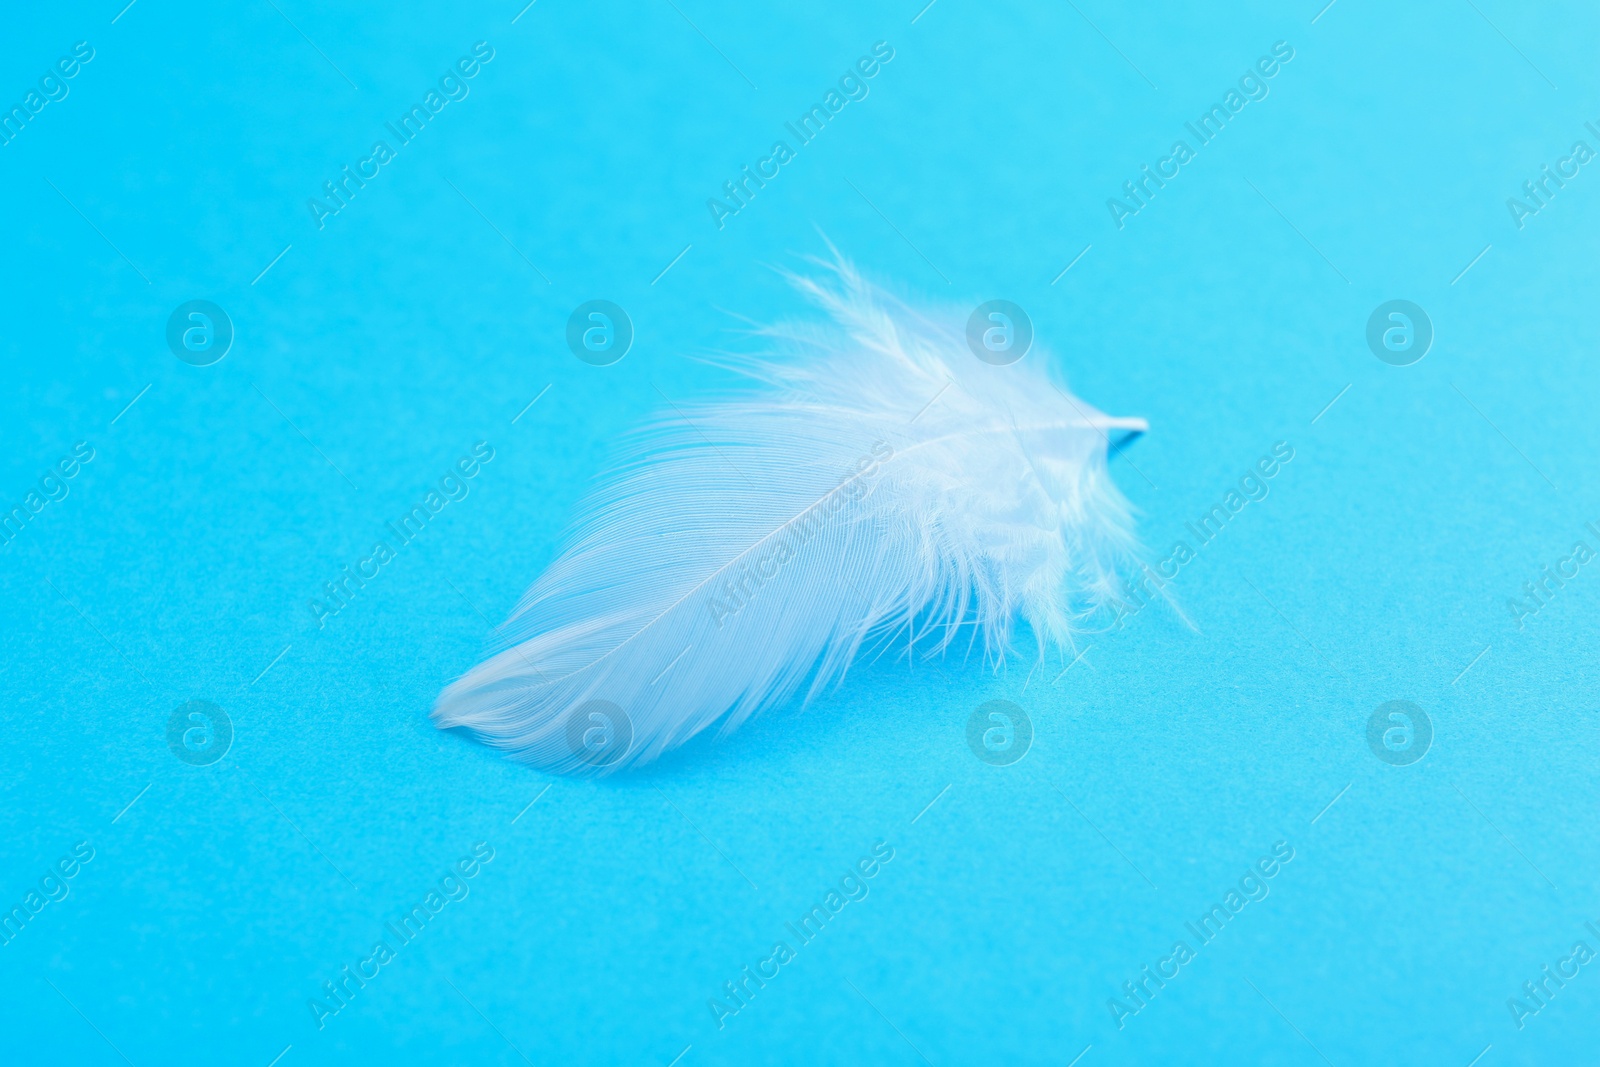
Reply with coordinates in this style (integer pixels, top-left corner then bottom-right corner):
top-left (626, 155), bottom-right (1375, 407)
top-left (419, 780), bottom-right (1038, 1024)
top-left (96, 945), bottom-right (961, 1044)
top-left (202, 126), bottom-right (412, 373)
top-left (434, 260), bottom-right (1147, 772)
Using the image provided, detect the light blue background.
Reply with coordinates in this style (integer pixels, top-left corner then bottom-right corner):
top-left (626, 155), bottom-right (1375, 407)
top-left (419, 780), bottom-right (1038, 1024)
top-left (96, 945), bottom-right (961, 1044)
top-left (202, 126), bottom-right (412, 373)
top-left (3, 1), bottom-right (1598, 1064)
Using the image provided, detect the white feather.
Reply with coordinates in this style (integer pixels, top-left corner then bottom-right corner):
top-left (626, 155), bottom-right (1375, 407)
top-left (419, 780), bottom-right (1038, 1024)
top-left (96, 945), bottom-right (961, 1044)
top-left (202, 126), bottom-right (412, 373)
top-left (434, 259), bottom-right (1147, 772)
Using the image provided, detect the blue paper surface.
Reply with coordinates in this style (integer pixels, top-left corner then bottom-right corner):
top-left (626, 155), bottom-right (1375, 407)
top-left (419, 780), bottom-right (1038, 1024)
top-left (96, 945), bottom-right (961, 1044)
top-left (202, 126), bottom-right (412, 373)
top-left (3, 1), bottom-right (1599, 1063)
